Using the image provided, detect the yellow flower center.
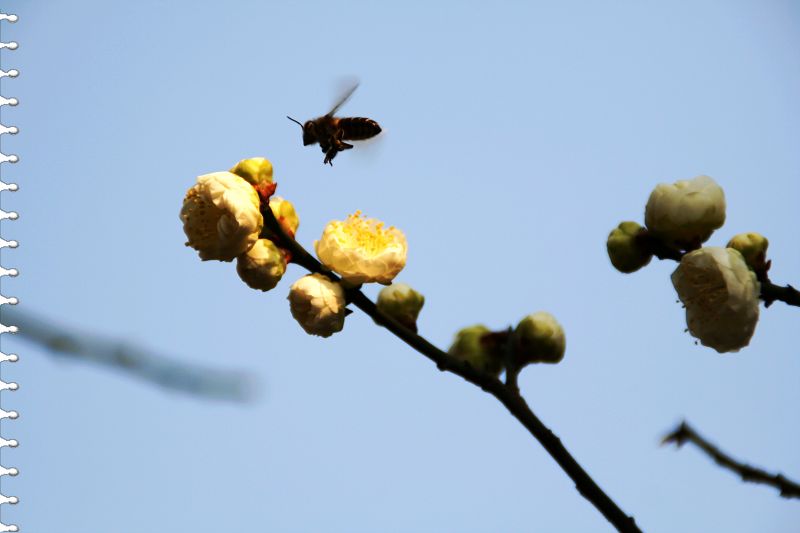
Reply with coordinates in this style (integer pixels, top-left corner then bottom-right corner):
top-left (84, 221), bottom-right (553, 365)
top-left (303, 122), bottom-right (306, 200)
top-left (337, 211), bottom-right (398, 256)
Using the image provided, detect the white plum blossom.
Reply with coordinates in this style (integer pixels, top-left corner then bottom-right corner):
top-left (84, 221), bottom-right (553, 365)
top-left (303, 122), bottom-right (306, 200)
top-left (315, 211), bottom-right (407, 285)
top-left (671, 247), bottom-right (760, 353)
top-left (180, 171), bottom-right (263, 261)
top-left (645, 175), bottom-right (726, 249)
top-left (288, 274), bottom-right (347, 337)
top-left (236, 239), bottom-right (286, 292)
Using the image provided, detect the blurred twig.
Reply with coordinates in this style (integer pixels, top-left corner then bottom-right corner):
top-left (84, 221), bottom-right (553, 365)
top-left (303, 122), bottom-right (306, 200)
top-left (662, 420), bottom-right (800, 499)
top-left (1, 306), bottom-right (254, 402)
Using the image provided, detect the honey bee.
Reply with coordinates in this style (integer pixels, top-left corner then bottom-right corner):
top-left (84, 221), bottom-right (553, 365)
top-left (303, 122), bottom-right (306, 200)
top-left (287, 83), bottom-right (382, 166)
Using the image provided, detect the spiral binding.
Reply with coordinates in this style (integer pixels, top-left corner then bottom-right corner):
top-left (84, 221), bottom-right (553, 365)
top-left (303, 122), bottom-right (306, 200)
top-left (0, 11), bottom-right (18, 533)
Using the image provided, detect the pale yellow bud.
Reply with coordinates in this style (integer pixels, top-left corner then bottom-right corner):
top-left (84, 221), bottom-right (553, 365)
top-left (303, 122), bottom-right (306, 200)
top-left (180, 171), bottom-right (263, 262)
top-left (607, 221), bottom-right (652, 273)
top-left (236, 239), bottom-right (287, 292)
top-left (377, 283), bottom-right (425, 331)
top-left (229, 157), bottom-right (274, 186)
top-left (288, 274), bottom-right (346, 338)
top-left (269, 196), bottom-right (300, 237)
top-left (726, 232), bottom-right (769, 272)
top-left (512, 312), bottom-right (566, 365)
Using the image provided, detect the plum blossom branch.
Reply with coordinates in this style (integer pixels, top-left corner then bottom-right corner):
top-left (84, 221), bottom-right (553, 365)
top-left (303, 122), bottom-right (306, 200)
top-left (662, 421), bottom-right (800, 499)
top-left (258, 197), bottom-right (643, 533)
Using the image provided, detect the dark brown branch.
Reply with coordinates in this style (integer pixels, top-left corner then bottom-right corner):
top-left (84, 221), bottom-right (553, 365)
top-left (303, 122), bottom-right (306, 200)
top-left (260, 200), bottom-right (642, 533)
top-left (759, 283), bottom-right (800, 308)
top-left (662, 421), bottom-right (800, 499)
top-left (637, 232), bottom-right (800, 308)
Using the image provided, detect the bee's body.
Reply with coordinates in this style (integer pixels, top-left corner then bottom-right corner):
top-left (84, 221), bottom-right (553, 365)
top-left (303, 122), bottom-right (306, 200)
top-left (289, 84), bottom-right (382, 165)
top-left (338, 117), bottom-right (383, 141)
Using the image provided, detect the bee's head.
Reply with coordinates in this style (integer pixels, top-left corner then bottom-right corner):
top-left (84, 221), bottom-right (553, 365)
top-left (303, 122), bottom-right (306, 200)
top-left (302, 121), bottom-right (317, 146)
top-left (287, 116), bottom-right (317, 146)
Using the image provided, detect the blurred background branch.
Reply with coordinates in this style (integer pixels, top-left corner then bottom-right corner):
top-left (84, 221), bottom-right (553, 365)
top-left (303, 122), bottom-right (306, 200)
top-left (662, 420), bottom-right (800, 499)
top-left (1, 306), bottom-right (255, 402)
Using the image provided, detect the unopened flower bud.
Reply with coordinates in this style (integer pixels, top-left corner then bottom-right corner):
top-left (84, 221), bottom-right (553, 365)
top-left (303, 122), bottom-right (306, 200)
top-left (512, 312), bottom-right (566, 365)
top-left (448, 325), bottom-right (503, 376)
top-left (377, 283), bottom-right (425, 331)
top-left (236, 239), bottom-right (287, 291)
top-left (229, 157), bottom-right (274, 186)
top-left (645, 175), bottom-right (726, 250)
top-left (726, 232), bottom-right (769, 273)
top-left (288, 274), bottom-right (346, 338)
top-left (269, 196), bottom-right (300, 238)
top-left (671, 247), bottom-right (760, 353)
top-left (607, 221), bottom-right (652, 273)
top-left (180, 171), bottom-right (263, 262)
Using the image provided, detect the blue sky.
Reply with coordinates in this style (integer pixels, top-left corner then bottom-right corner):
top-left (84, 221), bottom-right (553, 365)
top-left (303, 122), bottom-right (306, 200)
top-left (2, 1), bottom-right (799, 531)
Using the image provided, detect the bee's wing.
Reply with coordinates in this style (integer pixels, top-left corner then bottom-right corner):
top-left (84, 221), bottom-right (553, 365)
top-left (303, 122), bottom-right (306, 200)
top-left (325, 81), bottom-right (360, 117)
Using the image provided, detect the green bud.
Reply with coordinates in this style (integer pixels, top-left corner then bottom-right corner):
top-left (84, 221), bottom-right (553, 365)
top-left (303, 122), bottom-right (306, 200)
top-left (236, 239), bottom-right (287, 291)
top-left (377, 283), bottom-right (425, 331)
top-left (229, 157), bottom-right (274, 186)
top-left (448, 325), bottom-right (503, 376)
top-left (726, 232), bottom-right (769, 272)
top-left (512, 312), bottom-right (566, 365)
top-left (607, 221), bottom-right (653, 273)
top-left (269, 196), bottom-right (300, 238)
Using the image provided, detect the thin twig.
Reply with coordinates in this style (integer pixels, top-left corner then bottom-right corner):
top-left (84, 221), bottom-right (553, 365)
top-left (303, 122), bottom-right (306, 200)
top-left (1, 306), bottom-right (254, 402)
top-left (260, 200), bottom-right (642, 533)
top-left (662, 421), bottom-right (800, 499)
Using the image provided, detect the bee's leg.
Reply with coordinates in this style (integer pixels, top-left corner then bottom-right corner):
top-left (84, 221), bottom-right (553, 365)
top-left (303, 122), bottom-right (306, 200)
top-left (333, 130), bottom-right (353, 151)
top-left (324, 147), bottom-right (338, 166)
top-left (334, 139), bottom-right (354, 151)
top-left (319, 141), bottom-right (332, 164)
